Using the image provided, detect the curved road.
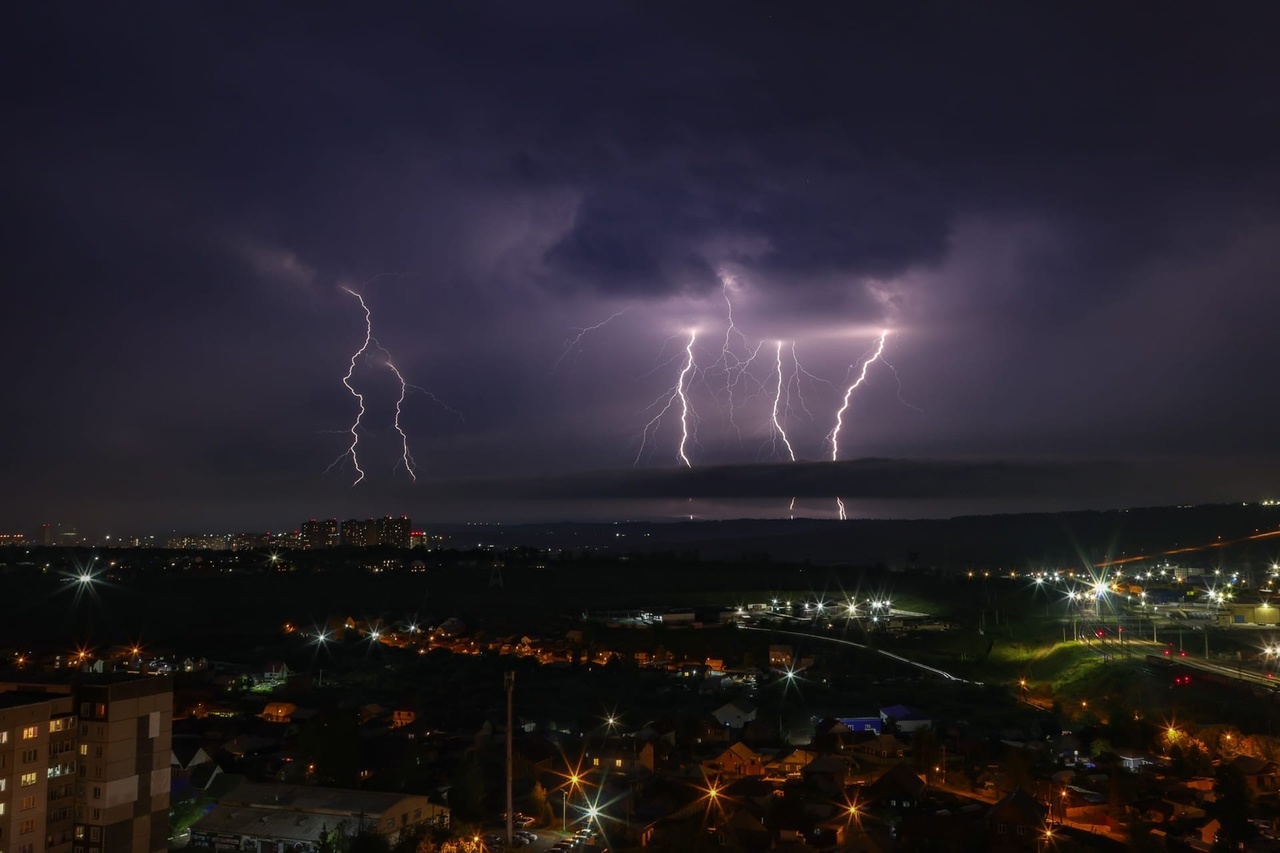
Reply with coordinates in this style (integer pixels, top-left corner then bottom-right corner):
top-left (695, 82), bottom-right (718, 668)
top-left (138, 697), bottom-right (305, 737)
top-left (738, 624), bottom-right (977, 684)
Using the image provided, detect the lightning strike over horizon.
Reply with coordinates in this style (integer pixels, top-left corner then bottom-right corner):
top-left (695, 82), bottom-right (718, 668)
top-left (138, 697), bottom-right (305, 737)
top-left (380, 354), bottom-right (416, 481)
top-left (828, 330), bottom-right (889, 462)
top-left (636, 330), bottom-right (699, 467)
top-left (326, 286), bottom-right (374, 485)
top-left (836, 496), bottom-right (847, 521)
top-left (328, 287), bottom-right (459, 485)
top-left (770, 341), bottom-right (796, 462)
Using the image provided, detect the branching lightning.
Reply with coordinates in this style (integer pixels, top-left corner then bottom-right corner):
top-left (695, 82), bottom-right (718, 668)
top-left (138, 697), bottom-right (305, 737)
top-left (328, 287), bottom-right (459, 485)
top-left (836, 496), bottom-right (847, 521)
top-left (380, 354), bottom-right (416, 481)
top-left (828, 330), bottom-right (889, 461)
top-left (326, 287), bottom-right (375, 485)
top-left (554, 308), bottom-right (629, 371)
top-left (770, 341), bottom-right (796, 462)
top-left (636, 330), bottom-right (699, 467)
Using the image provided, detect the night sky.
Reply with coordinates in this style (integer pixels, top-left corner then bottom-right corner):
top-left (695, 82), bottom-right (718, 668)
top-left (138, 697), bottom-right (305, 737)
top-left (5, 4), bottom-right (1280, 533)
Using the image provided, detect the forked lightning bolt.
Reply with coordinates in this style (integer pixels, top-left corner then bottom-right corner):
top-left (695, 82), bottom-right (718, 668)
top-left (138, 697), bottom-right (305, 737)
top-left (828, 331), bottom-right (889, 461)
top-left (636, 330), bottom-right (698, 467)
top-left (770, 341), bottom-right (796, 462)
top-left (836, 496), bottom-right (847, 521)
top-left (381, 355), bottom-right (416, 482)
top-left (327, 287), bottom-right (375, 485)
top-left (328, 287), bottom-right (457, 484)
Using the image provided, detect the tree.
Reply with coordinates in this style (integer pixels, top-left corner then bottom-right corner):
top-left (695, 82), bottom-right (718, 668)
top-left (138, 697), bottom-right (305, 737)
top-left (910, 726), bottom-right (940, 784)
top-left (1211, 762), bottom-right (1253, 851)
top-left (528, 781), bottom-right (553, 826)
top-left (450, 751), bottom-right (485, 821)
top-left (348, 827), bottom-right (392, 853)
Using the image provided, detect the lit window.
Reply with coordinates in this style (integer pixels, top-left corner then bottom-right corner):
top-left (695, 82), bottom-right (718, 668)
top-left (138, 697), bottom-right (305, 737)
top-left (21, 771), bottom-right (38, 786)
top-left (22, 795), bottom-right (35, 810)
top-left (0, 730), bottom-right (8, 743)
top-left (615, 759), bottom-right (623, 768)
top-left (21, 726), bottom-right (38, 740)
top-left (592, 758), bottom-right (599, 766)
top-left (79, 744), bottom-right (88, 756)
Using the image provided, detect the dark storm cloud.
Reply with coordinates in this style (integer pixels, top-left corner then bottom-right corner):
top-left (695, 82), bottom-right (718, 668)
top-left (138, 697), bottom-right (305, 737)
top-left (438, 457), bottom-right (1280, 508)
top-left (3, 2), bottom-right (1280, 532)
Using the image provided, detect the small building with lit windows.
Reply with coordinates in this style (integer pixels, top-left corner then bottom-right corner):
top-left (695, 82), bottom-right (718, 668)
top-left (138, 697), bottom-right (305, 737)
top-left (190, 781), bottom-right (448, 851)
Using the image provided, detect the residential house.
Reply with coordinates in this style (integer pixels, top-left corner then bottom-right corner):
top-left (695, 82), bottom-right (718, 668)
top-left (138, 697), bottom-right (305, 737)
top-left (260, 701), bottom-right (297, 723)
top-left (986, 787), bottom-right (1046, 850)
top-left (713, 698), bottom-right (758, 730)
top-left (767, 748), bottom-right (817, 777)
top-left (852, 733), bottom-right (908, 765)
top-left (865, 762), bottom-right (926, 811)
top-left (1229, 755), bottom-right (1280, 794)
top-left (705, 742), bottom-right (767, 778)
top-left (585, 738), bottom-right (655, 776)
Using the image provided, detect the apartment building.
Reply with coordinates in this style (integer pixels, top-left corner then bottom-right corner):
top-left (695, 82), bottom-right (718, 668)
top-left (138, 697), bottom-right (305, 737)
top-left (0, 675), bottom-right (172, 853)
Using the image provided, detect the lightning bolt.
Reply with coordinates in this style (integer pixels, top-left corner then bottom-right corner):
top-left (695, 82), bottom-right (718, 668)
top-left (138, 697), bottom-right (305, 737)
top-left (381, 353), bottom-right (416, 481)
top-left (554, 308), bottom-right (629, 371)
top-left (836, 496), bottom-right (847, 521)
top-left (636, 330), bottom-right (698, 467)
top-left (770, 341), bottom-right (796, 462)
top-left (828, 330), bottom-right (889, 461)
top-left (328, 287), bottom-right (459, 485)
top-left (326, 287), bottom-right (374, 485)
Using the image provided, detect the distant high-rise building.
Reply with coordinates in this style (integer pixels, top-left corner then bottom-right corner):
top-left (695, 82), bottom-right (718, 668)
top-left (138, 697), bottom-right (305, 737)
top-left (40, 523), bottom-right (53, 546)
top-left (341, 519), bottom-right (376, 548)
top-left (409, 530), bottom-right (428, 548)
top-left (300, 519), bottom-right (339, 550)
top-left (375, 516), bottom-right (411, 549)
top-left (0, 674), bottom-right (172, 853)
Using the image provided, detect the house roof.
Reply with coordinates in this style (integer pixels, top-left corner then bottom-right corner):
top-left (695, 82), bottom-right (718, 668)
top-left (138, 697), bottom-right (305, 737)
top-left (1229, 755), bottom-right (1278, 776)
top-left (880, 704), bottom-right (927, 721)
top-left (717, 698), bottom-right (758, 716)
top-left (716, 741), bottom-right (764, 763)
top-left (866, 763), bottom-right (926, 801)
top-left (171, 736), bottom-right (209, 769)
top-left (987, 787), bottom-right (1045, 825)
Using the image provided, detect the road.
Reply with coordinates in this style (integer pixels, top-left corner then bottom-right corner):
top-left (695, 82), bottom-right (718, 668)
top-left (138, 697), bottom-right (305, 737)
top-left (737, 625), bottom-right (977, 684)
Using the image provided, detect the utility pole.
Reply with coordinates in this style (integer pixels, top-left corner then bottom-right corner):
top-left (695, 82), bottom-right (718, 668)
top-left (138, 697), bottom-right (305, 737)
top-left (505, 672), bottom-right (515, 850)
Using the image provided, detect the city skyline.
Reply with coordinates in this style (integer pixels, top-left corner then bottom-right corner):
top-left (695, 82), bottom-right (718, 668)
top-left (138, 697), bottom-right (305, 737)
top-left (4, 4), bottom-right (1280, 531)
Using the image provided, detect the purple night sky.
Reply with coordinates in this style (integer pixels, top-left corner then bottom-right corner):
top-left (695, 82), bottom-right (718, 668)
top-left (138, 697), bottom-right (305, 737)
top-left (4, 4), bottom-right (1280, 533)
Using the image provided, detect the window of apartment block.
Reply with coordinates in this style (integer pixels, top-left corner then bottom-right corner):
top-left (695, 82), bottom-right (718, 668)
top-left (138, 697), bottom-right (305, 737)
top-left (93, 746), bottom-right (102, 758)
top-left (91, 787), bottom-right (101, 800)
top-left (89, 827), bottom-right (101, 841)
top-left (78, 744), bottom-right (88, 756)
top-left (19, 818), bottom-right (35, 834)
top-left (21, 726), bottom-right (38, 740)
top-left (93, 704), bottom-right (106, 718)
top-left (21, 796), bottom-right (35, 810)
top-left (0, 730), bottom-right (8, 743)
top-left (75, 826), bottom-right (85, 840)
top-left (21, 772), bottom-right (38, 786)
top-left (0, 801), bottom-right (6, 815)
top-left (21, 749), bottom-right (38, 763)
top-left (0, 777), bottom-right (7, 791)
